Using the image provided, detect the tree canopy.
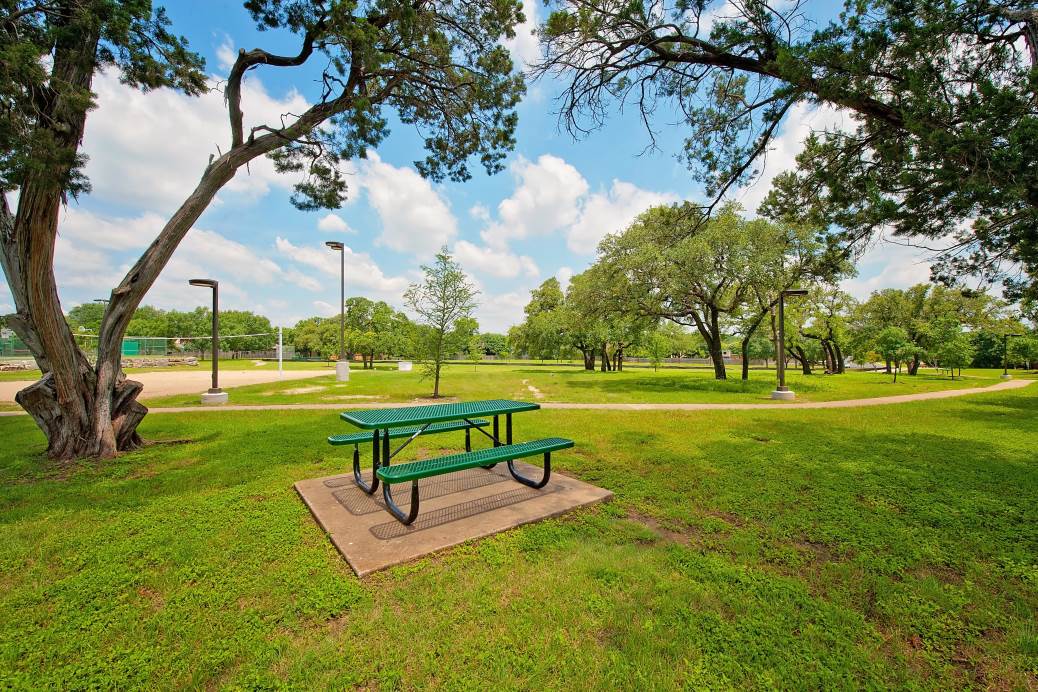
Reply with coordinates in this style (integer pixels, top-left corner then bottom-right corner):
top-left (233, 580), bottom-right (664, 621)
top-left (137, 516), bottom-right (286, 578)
top-left (1, 0), bottom-right (525, 459)
top-left (535, 0), bottom-right (1038, 298)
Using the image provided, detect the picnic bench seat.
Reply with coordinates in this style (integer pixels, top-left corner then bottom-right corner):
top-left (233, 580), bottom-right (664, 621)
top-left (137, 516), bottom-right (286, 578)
top-left (376, 437), bottom-right (574, 525)
top-left (327, 419), bottom-right (489, 447)
top-left (328, 418), bottom-right (490, 496)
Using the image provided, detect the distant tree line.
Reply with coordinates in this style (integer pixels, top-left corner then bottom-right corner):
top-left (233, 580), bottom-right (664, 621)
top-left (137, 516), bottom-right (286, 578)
top-left (65, 303), bottom-right (275, 359)
top-left (508, 206), bottom-right (1038, 380)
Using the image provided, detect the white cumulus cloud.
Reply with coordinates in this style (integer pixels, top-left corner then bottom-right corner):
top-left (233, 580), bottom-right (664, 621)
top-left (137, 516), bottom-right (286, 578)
top-left (274, 236), bottom-right (409, 300)
top-left (357, 152), bottom-right (458, 256)
top-left (502, 0), bottom-right (541, 68)
top-left (82, 68), bottom-right (311, 214)
top-left (317, 213), bottom-right (354, 234)
top-left (454, 240), bottom-right (539, 280)
top-left (566, 180), bottom-right (679, 253)
top-left (480, 154), bottom-right (588, 249)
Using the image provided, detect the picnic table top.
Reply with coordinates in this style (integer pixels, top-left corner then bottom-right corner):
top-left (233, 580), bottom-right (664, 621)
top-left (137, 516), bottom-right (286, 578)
top-left (340, 399), bottom-right (540, 430)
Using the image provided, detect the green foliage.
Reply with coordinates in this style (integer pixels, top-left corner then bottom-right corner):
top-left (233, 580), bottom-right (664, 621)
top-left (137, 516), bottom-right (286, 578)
top-left (342, 297), bottom-right (412, 365)
top-left (66, 302), bottom-right (106, 335)
top-left (642, 330), bottom-right (672, 371)
top-left (245, 0), bottom-right (526, 208)
top-left (1008, 334), bottom-right (1038, 369)
top-left (511, 278), bottom-right (567, 359)
top-left (404, 248), bottom-right (478, 396)
top-left (848, 284), bottom-right (1008, 371)
top-left (538, 0), bottom-right (1038, 298)
top-left (0, 1), bottom-right (206, 194)
top-left (875, 327), bottom-right (920, 383)
top-left (929, 319), bottom-right (977, 379)
top-left (479, 332), bottom-right (509, 357)
top-left (596, 203), bottom-right (838, 377)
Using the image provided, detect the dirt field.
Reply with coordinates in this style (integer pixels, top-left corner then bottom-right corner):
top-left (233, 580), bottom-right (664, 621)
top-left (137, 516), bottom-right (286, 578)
top-left (0, 368), bottom-right (328, 402)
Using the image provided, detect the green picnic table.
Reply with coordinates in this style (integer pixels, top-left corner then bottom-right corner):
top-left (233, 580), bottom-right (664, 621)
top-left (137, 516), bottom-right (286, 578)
top-left (329, 399), bottom-right (574, 525)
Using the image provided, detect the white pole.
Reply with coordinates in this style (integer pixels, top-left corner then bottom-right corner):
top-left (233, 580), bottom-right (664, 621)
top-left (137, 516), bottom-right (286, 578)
top-left (278, 326), bottom-right (283, 380)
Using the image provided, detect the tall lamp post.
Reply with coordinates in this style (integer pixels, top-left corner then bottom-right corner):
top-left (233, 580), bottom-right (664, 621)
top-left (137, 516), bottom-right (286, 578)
top-left (771, 288), bottom-right (809, 400)
top-left (1002, 333), bottom-right (1023, 379)
top-left (188, 279), bottom-right (228, 404)
top-left (325, 241), bottom-right (349, 382)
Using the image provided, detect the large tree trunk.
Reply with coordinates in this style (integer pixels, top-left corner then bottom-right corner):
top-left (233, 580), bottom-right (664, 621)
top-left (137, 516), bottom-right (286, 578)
top-left (822, 340), bottom-right (836, 373)
top-left (600, 343), bottom-right (609, 372)
top-left (0, 16), bottom-right (147, 460)
top-left (908, 354), bottom-right (921, 376)
top-left (2, 9), bottom-right (362, 460)
top-left (17, 371), bottom-right (147, 459)
top-left (790, 346), bottom-right (812, 375)
top-left (581, 348), bottom-right (595, 370)
top-left (740, 337), bottom-right (750, 381)
top-left (833, 341), bottom-right (845, 374)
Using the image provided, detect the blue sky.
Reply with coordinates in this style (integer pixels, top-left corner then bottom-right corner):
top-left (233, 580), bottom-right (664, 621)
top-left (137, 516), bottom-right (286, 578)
top-left (0, 1), bottom-right (933, 332)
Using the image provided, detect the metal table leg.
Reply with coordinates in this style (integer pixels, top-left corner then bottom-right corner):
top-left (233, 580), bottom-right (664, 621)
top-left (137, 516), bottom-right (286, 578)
top-left (482, 414), bottom-right (501, 469)
top-left (353, 429), bottom-right (380, 495)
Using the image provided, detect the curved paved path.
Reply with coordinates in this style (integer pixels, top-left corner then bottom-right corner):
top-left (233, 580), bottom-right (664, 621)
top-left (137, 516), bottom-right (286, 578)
top-left (0, 367), bottom-right (328, 403)
top-left (1, 377), bottom-right (1030, 417)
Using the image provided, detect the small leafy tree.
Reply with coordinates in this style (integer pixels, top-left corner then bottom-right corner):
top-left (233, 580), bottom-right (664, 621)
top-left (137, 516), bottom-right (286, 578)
top-left (404, 248), bottom-right (478, 397)
top-left (875, 327), bottom-right (917, 383)
top-left (480, 333), bottom-right (509, 358)
top-left (1008, 335), bottom-right (1038, 370)
top-left (643, 330), bottom-right (672, 372)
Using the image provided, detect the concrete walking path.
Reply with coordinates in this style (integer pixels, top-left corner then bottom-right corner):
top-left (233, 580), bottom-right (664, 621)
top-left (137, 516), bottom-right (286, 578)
top-left (1, 377), bottom-right (1030, 417)
top-left (0, 367), bottom-right (329, 403)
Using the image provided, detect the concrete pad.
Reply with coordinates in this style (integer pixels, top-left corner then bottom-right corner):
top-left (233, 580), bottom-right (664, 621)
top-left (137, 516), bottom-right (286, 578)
top-left (295, 462), bottom-right (612, 577)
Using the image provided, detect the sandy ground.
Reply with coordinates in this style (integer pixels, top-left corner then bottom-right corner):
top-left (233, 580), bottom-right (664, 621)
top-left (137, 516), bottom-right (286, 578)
top-left (0, 368), bottom-right (328, 402)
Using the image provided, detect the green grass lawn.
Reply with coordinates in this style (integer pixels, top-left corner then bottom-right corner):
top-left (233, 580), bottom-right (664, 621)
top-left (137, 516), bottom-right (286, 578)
top-left (139, 363), bottom-right (1026, 407)
top-left (1, 388), bottom-right (1036, 687)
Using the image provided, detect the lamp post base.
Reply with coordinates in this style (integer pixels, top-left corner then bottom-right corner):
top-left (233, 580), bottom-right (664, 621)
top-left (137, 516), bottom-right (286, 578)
top-left (336, 360), bottom-right (351, 382)
top-left (770, 389), bottom-right (796, 400)
top-left (201, 390), bottom-right (229, 405)
top-left (1001, 373), bottom-right (1012, 380)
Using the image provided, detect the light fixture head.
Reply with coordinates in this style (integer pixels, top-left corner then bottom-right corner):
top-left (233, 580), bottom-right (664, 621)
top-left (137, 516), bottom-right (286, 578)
top-left (188, 278), bottom-right (218, 288)
top-left (783, 289), bottom-right (809, 297)
top-left (325, 241), bottom-right (345, 251)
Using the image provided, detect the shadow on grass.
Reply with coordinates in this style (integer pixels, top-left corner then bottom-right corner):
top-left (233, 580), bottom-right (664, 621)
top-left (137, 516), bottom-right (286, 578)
top-left (558, 371), bottom-right (826, 397)
top-left (0, 413), bottom-right (339, 519)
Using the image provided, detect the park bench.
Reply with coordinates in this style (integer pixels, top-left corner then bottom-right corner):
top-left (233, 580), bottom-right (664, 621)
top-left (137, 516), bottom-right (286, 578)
top-left (327, 419), bottom-right (489, 495)
top-left (336, 399), bottom-right (574, 526)
top-left (376, 437), bottom-right (574, 524)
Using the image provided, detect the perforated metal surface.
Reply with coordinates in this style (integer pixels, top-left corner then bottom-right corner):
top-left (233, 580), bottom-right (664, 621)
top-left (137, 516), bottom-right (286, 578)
top-left (327, 419), bottom-right (489, 446)
top-left (339, 399), bottom-right (539, 429)
top-left (377, 437), bottom-right (574, 483)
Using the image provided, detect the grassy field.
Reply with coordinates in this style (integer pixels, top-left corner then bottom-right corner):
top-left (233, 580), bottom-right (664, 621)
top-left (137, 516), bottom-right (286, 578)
top-left (1, 387), bottom-right (1036, 688)
top-left (138, 363), bottom-right (1029, 407)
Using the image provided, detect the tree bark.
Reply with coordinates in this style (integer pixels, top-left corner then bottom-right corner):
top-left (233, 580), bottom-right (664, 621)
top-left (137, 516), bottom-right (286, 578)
top-left (740, 337), bottom-right (750, 380)
top-left (2, 13), bottom-right (369, 460)
top-left (0, 14), bottom-right (149, 460)
top-left (580, 347), bottom-right (595, 370)
top-left (600, 343), bottom-right (609, 372)
top-left (793, 346), bottom-right (813, 374)
top-left (833, 341), bottom-right (845, 374)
